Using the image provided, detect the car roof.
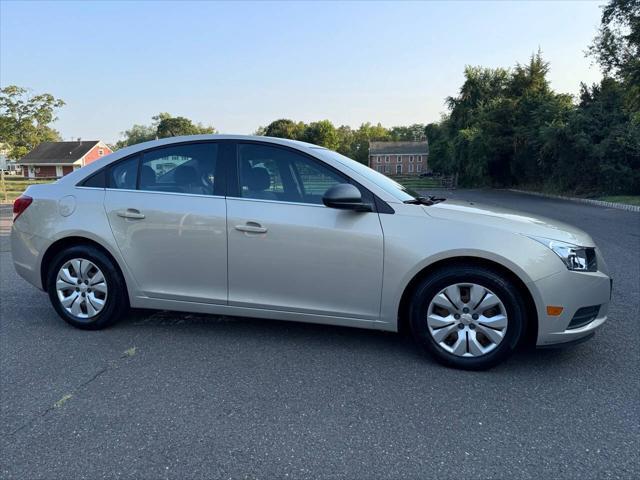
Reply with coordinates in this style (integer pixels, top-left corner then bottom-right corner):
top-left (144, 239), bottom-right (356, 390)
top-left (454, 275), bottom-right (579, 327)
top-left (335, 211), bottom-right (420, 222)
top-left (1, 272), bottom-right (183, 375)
top-left (118, 135), bottom-right (324, 157)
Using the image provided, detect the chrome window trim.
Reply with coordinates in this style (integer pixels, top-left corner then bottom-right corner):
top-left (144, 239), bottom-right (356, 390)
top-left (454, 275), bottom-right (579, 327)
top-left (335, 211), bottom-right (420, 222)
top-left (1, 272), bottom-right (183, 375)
top-left (227, 196), bottom-right (330, 209)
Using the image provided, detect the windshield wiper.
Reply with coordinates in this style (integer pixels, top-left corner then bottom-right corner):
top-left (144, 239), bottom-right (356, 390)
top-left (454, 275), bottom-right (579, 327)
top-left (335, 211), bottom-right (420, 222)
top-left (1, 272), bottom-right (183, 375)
top-left (403, 195), bottom-right (446, 206)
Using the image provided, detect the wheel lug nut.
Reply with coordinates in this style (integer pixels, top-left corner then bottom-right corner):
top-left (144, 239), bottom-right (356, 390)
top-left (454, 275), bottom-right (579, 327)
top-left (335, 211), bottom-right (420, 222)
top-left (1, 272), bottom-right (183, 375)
top-left (469, 324), bottom-right (476, 329)
top-left (463, 307), bottom-right (469, 313)
top-left (454, 314), bottom-right (461, 320)
top-left (457, 323), bottom-right (464, 329)
top-left (472, 314), bottom-right (479, 320)
top-left (75, 288), bottom-right (79, 292)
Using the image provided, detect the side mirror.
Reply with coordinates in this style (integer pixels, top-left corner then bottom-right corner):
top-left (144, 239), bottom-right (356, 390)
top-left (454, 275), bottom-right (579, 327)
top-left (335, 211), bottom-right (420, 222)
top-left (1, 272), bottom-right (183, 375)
top-left (322, 184), bottom-right (372, 212)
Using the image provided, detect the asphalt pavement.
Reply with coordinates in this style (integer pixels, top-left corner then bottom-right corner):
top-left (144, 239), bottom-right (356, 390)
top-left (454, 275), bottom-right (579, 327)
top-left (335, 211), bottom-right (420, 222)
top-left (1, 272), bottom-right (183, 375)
top-left (1, 190), bottom-right (638, 479)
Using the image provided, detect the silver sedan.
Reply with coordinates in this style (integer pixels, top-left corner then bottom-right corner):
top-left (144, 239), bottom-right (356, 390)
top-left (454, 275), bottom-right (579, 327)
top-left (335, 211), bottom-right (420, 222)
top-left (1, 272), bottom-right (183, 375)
top-left (11, 135), bottom-right (612, 369)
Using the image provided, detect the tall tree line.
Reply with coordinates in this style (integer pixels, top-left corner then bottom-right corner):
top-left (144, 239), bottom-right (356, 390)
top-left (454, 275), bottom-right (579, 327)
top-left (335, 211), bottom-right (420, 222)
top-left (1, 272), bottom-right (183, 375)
top-left (427, 0), bottom-right (639, 195)
top-left (255, 119), bottom-right (426, 165)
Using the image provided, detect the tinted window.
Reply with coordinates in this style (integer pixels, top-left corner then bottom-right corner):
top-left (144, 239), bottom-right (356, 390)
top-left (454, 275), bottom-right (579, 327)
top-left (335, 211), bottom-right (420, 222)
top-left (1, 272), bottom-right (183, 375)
top-left (140, 144), bottom-right (217, 195)
top-left (82, 170), bottom-right (106, 188)
top-left (238, 144), bottom-right (347, 204)
top-left (109, 156), bottom-right (138, 190)
top-left (316, 149), bottom-right (418, 202)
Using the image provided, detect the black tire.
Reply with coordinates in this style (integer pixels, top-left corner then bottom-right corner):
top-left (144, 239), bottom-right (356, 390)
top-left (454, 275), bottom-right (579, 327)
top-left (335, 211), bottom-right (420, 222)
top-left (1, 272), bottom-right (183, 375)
top-left (409, 265), bottom-right (526, 370)
top-left (47, 245), bottom-right (129, 330)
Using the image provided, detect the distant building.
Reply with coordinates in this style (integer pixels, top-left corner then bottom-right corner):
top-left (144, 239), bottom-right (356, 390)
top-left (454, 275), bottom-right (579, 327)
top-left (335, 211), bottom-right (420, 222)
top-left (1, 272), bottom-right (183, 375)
top-left (17, 140), bottom-right (112, 178)
top-left (0, 143), bottom-right (20, 175)
top-left (368, 141), bottom-right (429, 176)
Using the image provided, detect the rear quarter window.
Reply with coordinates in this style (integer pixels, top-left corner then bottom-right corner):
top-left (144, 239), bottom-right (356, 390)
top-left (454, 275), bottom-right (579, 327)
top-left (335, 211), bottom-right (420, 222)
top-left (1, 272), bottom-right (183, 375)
top-left (108, 156), bottom-right (139, 190)
top-left (81, 170), bottom-right (107, 188)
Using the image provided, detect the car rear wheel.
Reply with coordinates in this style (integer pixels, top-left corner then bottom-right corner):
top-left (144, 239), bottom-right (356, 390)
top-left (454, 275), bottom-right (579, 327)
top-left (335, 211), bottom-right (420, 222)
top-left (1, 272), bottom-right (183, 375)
top-left (47, 245), bottom-right (128, 330)
top-left (409, 265), bottom-right (526, 370)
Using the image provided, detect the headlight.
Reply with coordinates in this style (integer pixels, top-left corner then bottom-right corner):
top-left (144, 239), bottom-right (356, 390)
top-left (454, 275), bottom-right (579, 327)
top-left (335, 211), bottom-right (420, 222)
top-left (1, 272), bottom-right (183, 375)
top-left (528, 236), bottom-right (597, 272)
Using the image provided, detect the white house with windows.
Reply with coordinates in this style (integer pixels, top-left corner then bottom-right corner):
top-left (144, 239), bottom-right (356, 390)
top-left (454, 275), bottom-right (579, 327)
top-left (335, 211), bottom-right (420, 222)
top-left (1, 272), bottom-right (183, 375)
top-left (368, 141), bottom-right (429, 176)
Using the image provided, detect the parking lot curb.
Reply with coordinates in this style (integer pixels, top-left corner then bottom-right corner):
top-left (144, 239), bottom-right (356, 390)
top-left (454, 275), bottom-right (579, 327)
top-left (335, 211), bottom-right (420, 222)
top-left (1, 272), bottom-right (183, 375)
top-left (508, 189), bottom-right (640, 213)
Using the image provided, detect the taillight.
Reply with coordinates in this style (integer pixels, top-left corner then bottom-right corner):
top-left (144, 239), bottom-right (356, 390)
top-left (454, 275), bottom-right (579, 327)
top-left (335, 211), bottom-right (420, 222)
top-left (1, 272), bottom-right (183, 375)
top-left (13, 195), bottom-right (33, 221)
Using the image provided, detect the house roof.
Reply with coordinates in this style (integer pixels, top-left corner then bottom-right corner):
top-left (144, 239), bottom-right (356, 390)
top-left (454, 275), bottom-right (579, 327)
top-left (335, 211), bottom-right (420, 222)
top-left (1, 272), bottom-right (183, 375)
top-left (369, 141), bottom-right (429, 155)
top-left (18, 141), bottom-right (100, 165)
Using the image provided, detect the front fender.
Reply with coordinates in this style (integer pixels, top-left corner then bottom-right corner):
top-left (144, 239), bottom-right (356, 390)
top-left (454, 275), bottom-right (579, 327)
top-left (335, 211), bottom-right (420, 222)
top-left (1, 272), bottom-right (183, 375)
top-left (378, 209), bottom-right (563, 329)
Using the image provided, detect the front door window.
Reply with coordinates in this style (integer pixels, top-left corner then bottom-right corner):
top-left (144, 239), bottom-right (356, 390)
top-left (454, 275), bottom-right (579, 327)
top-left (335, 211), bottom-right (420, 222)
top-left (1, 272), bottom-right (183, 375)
top-left (237, 143), bottom-right (358, 204)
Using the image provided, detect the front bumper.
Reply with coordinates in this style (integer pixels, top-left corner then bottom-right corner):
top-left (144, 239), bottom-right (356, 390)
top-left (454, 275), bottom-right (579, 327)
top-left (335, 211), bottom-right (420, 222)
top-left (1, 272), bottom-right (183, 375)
top-left (533, 268), bottom-right (611, 347)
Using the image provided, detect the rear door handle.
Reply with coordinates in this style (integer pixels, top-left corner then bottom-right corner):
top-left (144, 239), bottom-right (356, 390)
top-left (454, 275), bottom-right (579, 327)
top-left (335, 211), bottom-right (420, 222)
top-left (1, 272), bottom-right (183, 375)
top-left (116, 209), bottom-right (146, 220)
top-left (235, 222), bottom-right (267, 234)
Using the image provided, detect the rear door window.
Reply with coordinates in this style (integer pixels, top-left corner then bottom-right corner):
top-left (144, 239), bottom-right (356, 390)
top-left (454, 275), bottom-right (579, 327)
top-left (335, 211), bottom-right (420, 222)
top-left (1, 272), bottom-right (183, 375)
top-left (106, 143), bottom-right (220, 195)
top-left (139, 143), bottom-right (218, 195)
top-left (109, 156), bottom-right (139, 190)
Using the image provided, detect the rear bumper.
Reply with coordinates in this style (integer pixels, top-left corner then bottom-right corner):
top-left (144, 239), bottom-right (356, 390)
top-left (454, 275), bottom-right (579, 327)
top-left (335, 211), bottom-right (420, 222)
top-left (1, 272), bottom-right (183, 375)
top-left (11, 225), bottom-right (45, 290)
top-left (533, 268), bottom-right (611, 347)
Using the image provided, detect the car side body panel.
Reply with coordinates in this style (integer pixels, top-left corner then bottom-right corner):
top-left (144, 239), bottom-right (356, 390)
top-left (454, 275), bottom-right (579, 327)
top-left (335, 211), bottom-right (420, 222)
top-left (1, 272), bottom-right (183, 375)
top-left (104, 189), bottom-right (228, 304)
top-left (226, 197), bottom-right (384, 320)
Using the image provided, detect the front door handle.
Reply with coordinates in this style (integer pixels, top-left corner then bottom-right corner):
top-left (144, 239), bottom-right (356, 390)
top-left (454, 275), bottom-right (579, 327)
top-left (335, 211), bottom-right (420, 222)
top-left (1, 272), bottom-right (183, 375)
top-left (235, 222), bottom-right (267, 234)
top-left (116, 209), bottom-right (146, 220)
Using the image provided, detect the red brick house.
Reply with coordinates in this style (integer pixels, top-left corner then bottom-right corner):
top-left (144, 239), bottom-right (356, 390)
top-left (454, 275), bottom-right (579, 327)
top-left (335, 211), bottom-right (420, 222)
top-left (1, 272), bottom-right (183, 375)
top-left (369, 141), bottom-right (429, 176)
top-left (17, 140), bottom-right (112, 178)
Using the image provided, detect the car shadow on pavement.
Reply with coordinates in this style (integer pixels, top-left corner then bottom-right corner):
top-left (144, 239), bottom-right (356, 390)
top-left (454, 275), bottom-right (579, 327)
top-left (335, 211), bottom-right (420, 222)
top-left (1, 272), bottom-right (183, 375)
top-left (120, 308), bottom-right (587, 373)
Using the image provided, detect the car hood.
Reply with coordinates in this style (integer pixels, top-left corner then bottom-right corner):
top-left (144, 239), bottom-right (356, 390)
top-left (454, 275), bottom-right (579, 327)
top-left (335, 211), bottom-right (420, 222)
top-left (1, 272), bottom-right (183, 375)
top-left (425, 200), bottom-right (595, 246)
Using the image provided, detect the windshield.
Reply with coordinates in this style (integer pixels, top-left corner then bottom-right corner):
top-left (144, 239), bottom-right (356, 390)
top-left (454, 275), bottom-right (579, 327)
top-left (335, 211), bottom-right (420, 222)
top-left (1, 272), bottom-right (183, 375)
top-left (315, 149), bottom-right (421, 202)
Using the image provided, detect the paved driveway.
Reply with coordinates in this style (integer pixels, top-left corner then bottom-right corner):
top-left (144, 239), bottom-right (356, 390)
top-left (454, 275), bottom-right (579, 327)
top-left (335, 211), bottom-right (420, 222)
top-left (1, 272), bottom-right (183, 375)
top-left (1, 191), bottom-right (638, 479)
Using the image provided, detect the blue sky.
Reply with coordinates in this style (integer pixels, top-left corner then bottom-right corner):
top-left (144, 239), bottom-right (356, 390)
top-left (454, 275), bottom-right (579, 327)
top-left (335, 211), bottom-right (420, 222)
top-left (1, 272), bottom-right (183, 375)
top-left (1, 1), bottom-right (604, 144)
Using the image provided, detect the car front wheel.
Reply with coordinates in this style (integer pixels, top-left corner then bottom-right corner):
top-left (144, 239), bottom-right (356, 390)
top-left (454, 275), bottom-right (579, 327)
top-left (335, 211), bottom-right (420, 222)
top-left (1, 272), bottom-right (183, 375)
top-left (47, 245), bottom-right (128, 330)
top-left (409, 265), bottom-right (526, 370)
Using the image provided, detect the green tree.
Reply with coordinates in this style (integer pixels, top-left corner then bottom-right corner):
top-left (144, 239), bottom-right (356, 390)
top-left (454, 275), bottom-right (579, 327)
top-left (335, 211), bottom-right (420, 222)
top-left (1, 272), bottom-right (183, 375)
top-left (0, 85), bottom-right (65, 159)
top-left (156, 115), bottom-right (215, 138)
top-left (302, 120), bottom-right (339, 150)
top-left (262, 118), bottom-right (306, 139)
top-left (425, 119), bottom-right (454, 174)
top-left (508, 53), bottom-right (574, 185)
top-left (114, 113), bottom-right (216, 149)
top-left (441, 65), bottom-right (512, 185)
top-left (351, 122), bottom-right (391, 164)
top-left (433, 53), bottom-right (581, 188)
top-left (589, 0), bottom-right (640, 108)
top-left (114, 124), bottom-right (157, 150)
top-left (389, 124), bottom-right (427, 141)
top-left (335, 125), bottom-right (356, 157)
top-left (545, 79), bottom-right (640, 194)
top-left (446, 66), bottom-right (510, 131)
